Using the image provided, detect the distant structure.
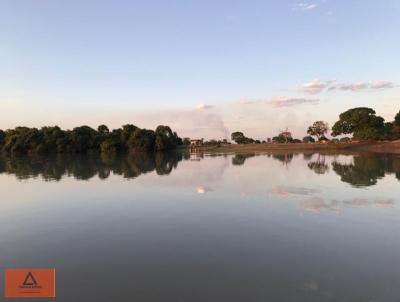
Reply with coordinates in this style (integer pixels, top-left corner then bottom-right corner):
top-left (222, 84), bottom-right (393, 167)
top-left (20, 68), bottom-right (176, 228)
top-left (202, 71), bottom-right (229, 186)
top-left (189, 139), bottom-right (204, 152)
top-left (190, 139), bottom-right (203, 147)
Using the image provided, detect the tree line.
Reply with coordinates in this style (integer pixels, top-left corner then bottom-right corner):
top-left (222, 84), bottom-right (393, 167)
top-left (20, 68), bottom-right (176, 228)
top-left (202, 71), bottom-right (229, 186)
top-left (0, 124), bottom-right (183, 155)
top-left (230, 107), bottom-right (400, 144)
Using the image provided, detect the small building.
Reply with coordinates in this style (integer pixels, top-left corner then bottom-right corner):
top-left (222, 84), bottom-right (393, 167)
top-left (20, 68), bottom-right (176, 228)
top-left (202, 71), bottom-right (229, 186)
top-left (190, 139), bottom-right (203, 147)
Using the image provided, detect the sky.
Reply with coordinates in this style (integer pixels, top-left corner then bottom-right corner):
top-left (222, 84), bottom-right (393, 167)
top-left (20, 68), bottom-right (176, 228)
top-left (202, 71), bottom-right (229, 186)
top-left (1, 0), bottom-right (399, 139)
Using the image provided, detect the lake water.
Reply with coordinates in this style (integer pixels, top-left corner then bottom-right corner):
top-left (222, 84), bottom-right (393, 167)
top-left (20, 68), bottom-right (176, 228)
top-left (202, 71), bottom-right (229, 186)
top-left (1, 151), bottom-right (400, 302)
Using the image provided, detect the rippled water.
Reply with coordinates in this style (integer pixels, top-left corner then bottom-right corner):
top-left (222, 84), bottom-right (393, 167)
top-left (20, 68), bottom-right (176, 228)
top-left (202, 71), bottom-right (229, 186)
top-left (1, 151), bottom-right (400, 302)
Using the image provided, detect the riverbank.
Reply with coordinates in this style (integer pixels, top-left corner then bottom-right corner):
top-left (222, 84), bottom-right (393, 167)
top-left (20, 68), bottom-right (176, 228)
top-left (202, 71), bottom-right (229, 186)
top-left (193, 140), bottom-right (400, 154)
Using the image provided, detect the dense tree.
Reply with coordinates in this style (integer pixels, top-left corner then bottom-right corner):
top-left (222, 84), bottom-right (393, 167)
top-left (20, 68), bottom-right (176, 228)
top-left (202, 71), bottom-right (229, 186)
top-left (155, 125), bottom-right (181, 150)
top-left (231, 132), bottom-right (245, 144)
top-left (97, 125), bottom-right (109, 135)
top-left (0, 124), bottom-right (182, 155)
top-left (120, 124), bottom-right (138, 146)
top-left (0, 130), bottom-right (5, 147)
top-left (230, 132), bottom-right (255, 144)
top-left (272, 130), bottom-right (293, 143)
top-left (390, 110), bottom-right (400, 140)
top-left (395, 110), bottom-right (400, 127)
top-left (280, 129), bottom-right (292, 143)
top-left (331, 107), bottom-right (385, 140)
top-left (128, 129), bottom-right (156, 152)
top-left (70, 126), bottom-right (100, 152)
top-left (2, 127), bottom-right (43, 154)
top-left (40, 126), bottom-right (68, 153)
top-left (307, 121), bottom-right (329, 140)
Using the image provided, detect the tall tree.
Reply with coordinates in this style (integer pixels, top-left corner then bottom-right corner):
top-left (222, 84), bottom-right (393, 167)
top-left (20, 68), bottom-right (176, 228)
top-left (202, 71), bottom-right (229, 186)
top-left (279, 129), bottom-right (292, 143)
top-left (331, 107), bottom-right (385, 140)
top-left (307, 121), bottom-right (329, 140)
top-left (231, 132), bottom-right (245, 144)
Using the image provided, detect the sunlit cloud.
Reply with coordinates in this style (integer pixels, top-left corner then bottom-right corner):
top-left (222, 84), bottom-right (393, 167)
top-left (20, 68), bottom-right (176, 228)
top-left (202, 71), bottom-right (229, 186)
top-left (196, 104), bottom-right (214, 110)
top-left (301, 79), bottom-right (396, 94)
top-left (237, 97), bottom-right (319, 108)
top-left (269, 97), bottom-right (320, 108)
top-left (300, 79), bottom-right (335, 94)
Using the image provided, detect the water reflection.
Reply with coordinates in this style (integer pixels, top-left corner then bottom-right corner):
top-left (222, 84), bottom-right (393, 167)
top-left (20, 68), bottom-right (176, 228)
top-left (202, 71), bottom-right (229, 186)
top-left (0, 151), bottom-right (185, 181)
top-left (331, 155), bottom-right (400, 187)
top-left (0, 151), bottom-right (399, 188)
top-left (307, 154), bottom-right (329, 174)
top-left (1, 151), bottom-right (400, 302)
top-left (272, 153), bottom-right (294, 165)
top-left (232, 153), bottom-right (257, 165)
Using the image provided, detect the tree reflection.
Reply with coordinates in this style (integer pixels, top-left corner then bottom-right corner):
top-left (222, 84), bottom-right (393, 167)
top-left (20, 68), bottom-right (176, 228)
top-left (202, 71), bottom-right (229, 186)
top-left (332, 155), bottom-right (400, 187)
top-left (272, 153), bottom-right (293, 165)
top-left (307, 154), bottom-right (329, 174)
top-left (232, 153), bottom-right (256, 166)
top-left (0, 151), bottom-right (185, 181)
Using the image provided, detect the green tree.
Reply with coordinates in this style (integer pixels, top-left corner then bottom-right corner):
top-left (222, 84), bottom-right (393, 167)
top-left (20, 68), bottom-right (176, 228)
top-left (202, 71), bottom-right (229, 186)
top-left (307, 121), bottom-right (329, 140)
top-left (155, 125), bottom-right (178, 150)
top-left (97, 125), bottom-right (109, 135)
top-left (272, 130), bottom-right (293, 143)
top-left (0, 130), bottom-right (5, 148)
top-left (231, 132), bottom-right (245, 144)
top-left (128, 128), bottom-right (156, 152)
top-left (331, 107), bottom-right (385, 140)
top-left (0, 124), bottom-right (182, 155)
top-left (394, 110), bottom-right (400, 126)
top-left (231, 132), bottom-right (255, 144)
top-left (70, 126), bottom-right (99, 152)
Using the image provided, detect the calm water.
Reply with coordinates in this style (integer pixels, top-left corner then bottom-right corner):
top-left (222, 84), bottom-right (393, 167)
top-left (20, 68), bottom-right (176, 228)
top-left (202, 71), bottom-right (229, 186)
top-left (1, 151), bottom-right (400, 302)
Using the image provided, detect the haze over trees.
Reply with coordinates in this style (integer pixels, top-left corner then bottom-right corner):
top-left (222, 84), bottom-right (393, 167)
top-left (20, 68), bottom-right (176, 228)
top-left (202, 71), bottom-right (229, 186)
top-left (0, 124), bottom-right (183, 155)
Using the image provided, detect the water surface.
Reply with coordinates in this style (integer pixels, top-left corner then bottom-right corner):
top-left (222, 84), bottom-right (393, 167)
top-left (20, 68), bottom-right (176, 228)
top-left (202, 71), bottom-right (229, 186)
top-left (1, 151), bottom-right (400, 302)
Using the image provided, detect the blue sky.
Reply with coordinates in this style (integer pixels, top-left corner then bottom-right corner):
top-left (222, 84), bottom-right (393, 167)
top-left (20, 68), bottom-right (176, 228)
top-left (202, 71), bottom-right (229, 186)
top-left (1, 0), bottom-right (399, 139)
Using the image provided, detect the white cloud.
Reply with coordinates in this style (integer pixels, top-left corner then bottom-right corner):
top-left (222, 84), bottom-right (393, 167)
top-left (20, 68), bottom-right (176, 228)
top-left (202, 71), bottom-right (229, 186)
top-left (297, 2), bottom-right (318, 10)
